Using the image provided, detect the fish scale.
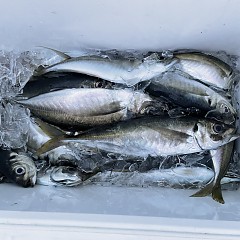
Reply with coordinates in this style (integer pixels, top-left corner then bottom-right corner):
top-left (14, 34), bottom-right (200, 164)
top-left (146, 72), bottom-right (236, 124)
top-left (180, 59), bottom-right (225, 84)
top-left (172, 51), bottom-right (233, 90)
top-left (34, 52), bottom-right (176, 86)
top-left (17, 88), bottom-right (153, 129)
top-left (36, 116), bottom-right (238, 158)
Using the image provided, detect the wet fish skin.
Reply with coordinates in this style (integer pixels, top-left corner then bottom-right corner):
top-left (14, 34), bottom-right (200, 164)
top-left (18, 88), bottom-right (154, 130)
top-left (27, 119), bottom-right (52, 153)
top-left (91, 165), bottom-right (240, 189)
top-left (146, 72), bottom-right (236, 124)
top-left (21, 72), bottom-right (118, 99)
top-left (0, 149), bottom-right (37, 187)
top-left (27, 118), bottom-right (78, 162)
top-left (171, 51), bottom-right (233, 90)
top-left (34, 51), bottom-right (175, 86)
top-left (36, 116), bottom-right (238, 158)
top-left (191, 141), bottom-right (235, 204)
top-left (37, 165), bottom-right (101, 186)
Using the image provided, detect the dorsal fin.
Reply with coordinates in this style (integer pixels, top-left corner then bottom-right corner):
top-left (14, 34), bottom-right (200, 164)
top-left (37, 46), bottom-right (71, 60)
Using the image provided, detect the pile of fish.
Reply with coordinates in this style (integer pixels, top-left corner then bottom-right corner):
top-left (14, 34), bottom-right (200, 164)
top-left (0, 48), bottom-right (239, 204)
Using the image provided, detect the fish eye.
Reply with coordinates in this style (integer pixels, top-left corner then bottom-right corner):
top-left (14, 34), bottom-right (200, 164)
top-left (213, 123), bottom-right (224, 134)
top-left (15, 167), bottom-right (26, 175)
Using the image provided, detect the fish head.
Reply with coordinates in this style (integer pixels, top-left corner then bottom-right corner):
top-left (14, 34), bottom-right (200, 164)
top-left (144, 52), bottom-right (178, 71)
top-left (50, 166), bottom-right (83, 186)
top-left (207, 100), bottom-right (236, 124)
top-left (9, 152), bottom-right (37, 187)
top-left (193, 119), bottom-right (239, 150)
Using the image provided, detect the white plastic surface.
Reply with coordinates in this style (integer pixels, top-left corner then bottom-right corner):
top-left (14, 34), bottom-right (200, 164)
top-left (0, 0), bottom-right (240, 239)
top-left (1, 0), bottom-right (240, 54)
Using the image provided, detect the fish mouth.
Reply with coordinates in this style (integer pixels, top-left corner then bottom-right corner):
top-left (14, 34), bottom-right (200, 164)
top-left (17, 174), bottom-right (37, 188)
top-left (31, 174), bottom-right (37, 186)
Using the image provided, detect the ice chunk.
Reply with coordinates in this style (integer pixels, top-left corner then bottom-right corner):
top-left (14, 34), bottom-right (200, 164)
top-left (0, 103), bottom-right (30, 149)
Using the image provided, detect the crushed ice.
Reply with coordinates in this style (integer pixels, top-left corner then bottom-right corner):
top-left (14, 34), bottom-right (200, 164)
top-left (0, 48), bottom-right (239, 190)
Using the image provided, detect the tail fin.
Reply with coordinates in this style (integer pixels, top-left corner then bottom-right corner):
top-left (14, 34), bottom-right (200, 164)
top-left (212, 184), bottom-right (224, 204)
top-left (35, 136), bottom-right (65, 156)
top-left (37, 46), bottom-right (71, 60)
top-left (190, 181), bottom-right (213, 198)
top-left (34, 118), bottom-right (65, 138)
top-left (190, 181), bottom-right (225, 204)
top-left (33, 65), bottom-right (47, 77)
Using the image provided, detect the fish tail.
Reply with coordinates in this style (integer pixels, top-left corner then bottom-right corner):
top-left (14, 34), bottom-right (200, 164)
top-left (212, 184), bottom-right (224, 204)
top-left (37, 46), bottom-right (71, 60)
top-left (33, 65), bottom-right (46, 76)
top-left (190, 181), bottom-right (213, 197)
top-left (36, 136), bottom-right (65, 156)
top-left (190, 181), bottom-right (225, 204)
top-left (34, 118), bottom-right (65, 138)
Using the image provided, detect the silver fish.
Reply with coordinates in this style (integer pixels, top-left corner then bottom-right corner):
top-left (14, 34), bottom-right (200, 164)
top-left (17, 88), bottom-right (155, 129)
top-left (34, 51), bottom-right (175, 86)
top-left (0, 149), bottom-right (37, 187)
top-left (27, 118), bottom-right (77, 162)
top-left (27, 119), bottom-right (119, 170)
top-left (37, 165), bottom-right (101, 186)
top-left (91, 166), bottom-right (240, 188)
top-left (172, 51), bottom-right (233, 90)
top-left (36, 116), bottom-right (239, 158)
top-left (147, 72), bottom-right (236, 124)
top-left (21, 72), bottom-right (117, 99)
top-left (191, 141), bottom-right (235, 204)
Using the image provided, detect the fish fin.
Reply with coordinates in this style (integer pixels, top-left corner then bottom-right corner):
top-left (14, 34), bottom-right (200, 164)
top-left (38, 46), bottom-right (71, 60)
top-left (146, 125), bottom-right (192, 141)
top-left (35, 136), bottom-right (65, 156)
top-left (134, 80), bottom-right (151, 91)
top-left (173, 49), bottom-right (202, 54)
top-left (209, 85), bottom-right (230, 97)
top-left (212, 184), bottom-right (225, 204)
top-left (33, 118), bottom-right (65, 138)
top-left (33, 65), bottom-right (46, 76)
top-left (190, 180), bottom-right (213, 197)
top-left (49, 87), bottom-right (68, 92)
top-left (191, 180), bottom-right (225, 204)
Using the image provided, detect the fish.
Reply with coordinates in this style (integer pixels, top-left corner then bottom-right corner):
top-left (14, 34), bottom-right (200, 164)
top-left (90, 165), bottom-right (240, 189)
top-left (20, 72), bottom-right (118, 99)
top-left (0, 149), bottom-right (37, 187)
top-left (28, 118), bottom-right (118, 173)
top-left (27, 118), bottom-right (78, 163)
top-left (27, 118), bottom-right (53, 154)
top-left (37, 165), bottom-right (101, 186)
top-left (27, 118), bottom-right (126, 171)
top-left (146, 72), bottom-right (236, 124)
top-left (17, 88), bottom-right (159, 130)
top-left (191, 141), bottom-right (235, 203)
top-left (34, 50), bottom-right (176, 86)
top-left (171, 50), bottom-right (233, 90)
top-left (36, 116), bottom-right (239, 158)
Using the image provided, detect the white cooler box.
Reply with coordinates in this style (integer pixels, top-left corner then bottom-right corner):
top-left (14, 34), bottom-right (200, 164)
top-left (0, 0), bottom-right (240, 239)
